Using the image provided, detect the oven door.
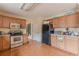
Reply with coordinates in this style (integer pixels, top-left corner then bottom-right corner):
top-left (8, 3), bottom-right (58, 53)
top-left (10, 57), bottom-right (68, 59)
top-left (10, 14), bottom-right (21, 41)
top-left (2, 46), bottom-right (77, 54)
top-left (11, 36), bottom-right (23, 44)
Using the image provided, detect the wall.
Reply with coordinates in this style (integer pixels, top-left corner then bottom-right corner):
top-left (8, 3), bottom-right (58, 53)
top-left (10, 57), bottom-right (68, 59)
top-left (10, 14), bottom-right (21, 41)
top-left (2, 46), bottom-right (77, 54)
top-left (31, 19), bottom-right (43, 42)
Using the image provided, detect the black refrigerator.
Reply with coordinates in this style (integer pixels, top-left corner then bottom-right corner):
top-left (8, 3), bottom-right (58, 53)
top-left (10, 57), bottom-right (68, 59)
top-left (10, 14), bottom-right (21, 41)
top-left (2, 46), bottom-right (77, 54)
top-left (42, 24), bottom-right (51, 45)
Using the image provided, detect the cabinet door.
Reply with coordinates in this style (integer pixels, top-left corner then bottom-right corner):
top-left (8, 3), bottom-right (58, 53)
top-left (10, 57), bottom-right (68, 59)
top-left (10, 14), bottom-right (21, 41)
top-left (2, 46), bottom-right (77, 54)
top-left (58, 16), bottom-right (66, 28)
top-left (53, 18), bottom-right (59, 28)
top-left (51, 35), bottom-right (57, 47)
top-left (76, 13), bottom-right (79, 27)
top-left (2, 35), bottom-right (10, 50)
top-left (66, 14), bottom-right (78, 28)
top-left (57, 37), bottom-right (65, 50)
top-left (20, 20), bottom-right (26, 28)
top-left (53, 16), bottom-right (66, 28)
top-left (10, 18), bottom-right (16, 23)
top-left (2, 16), bottom-right (10, 28)
top-left (0, 37), bottom-right (3, 51)
top-left (23, 35), bottom-right (28, 44)
top-left (0, 16), bottom-right (3, 27)
top-left (65, 36), bottom-right (78, 54)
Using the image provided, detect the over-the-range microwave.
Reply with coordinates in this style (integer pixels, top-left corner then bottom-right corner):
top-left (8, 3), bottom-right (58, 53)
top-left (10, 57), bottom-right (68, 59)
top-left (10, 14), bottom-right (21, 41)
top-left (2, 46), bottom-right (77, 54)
top-left (10, 23), bottom-right (20, 29)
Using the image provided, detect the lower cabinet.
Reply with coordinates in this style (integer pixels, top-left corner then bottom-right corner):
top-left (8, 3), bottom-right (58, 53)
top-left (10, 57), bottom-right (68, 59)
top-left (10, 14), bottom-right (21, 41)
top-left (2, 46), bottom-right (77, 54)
top-left (2, 35), bottom-right (10, 50)
top-left (65, 36), bottom-right (79, 55)
top-left (51, 35), bottom-right (66, 50)
top-left (0, 36), bottom-right (3, 51)
top-left (51, 35), bottom-right (57, 47)
top-left (57, 37), bottom-right (65, 50)
top-left (23, 35), bottom-right (29, 44)
top-left (51, 35), bottom-right (79, 55)
top-left (0, 35), bottom-right (10, 51)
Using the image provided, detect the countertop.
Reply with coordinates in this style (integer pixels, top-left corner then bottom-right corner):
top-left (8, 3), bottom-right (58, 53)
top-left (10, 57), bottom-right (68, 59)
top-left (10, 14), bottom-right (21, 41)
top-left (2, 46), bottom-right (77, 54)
top-left (51, 34), bottom-right (79, 39)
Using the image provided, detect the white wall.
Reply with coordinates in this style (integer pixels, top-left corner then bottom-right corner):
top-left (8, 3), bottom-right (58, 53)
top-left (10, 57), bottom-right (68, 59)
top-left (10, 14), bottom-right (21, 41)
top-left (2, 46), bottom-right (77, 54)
top-left (31, 19), bottom-right (43, 42)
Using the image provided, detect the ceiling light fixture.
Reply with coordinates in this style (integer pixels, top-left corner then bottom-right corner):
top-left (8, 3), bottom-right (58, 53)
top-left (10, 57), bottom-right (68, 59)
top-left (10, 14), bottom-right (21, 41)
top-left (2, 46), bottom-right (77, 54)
top-left (20, 3), bottom-right (38, 11)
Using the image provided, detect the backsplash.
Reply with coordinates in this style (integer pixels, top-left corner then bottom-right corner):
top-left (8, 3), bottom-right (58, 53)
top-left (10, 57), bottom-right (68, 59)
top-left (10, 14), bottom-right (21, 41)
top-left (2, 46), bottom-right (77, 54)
top-left (69, 28), bottom-right (79, 32)
top-left (0, 28), bottom-right (27, 34)
top-left (54, 28), bottom-right (79, 32)
top-left (54, 28), bottom-right (66, 32)
top-left (54, 28), bottom-right (79, 36)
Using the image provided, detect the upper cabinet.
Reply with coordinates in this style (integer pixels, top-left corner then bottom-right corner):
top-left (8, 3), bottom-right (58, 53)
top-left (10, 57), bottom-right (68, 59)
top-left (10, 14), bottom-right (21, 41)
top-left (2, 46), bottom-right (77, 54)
top-left (20, 20), bottom-right (26, 28)
top-left (50, 13), bottom-right (79, 28)
top-left (0, 15), bottom-right (27, 28)
top-left (2, 16), bottom-right (10, 28)
top-left (53, 16), bottom-right (66, 28)
top-left (10, 18), bottom-right (26, 28)
top-left (0, 16), bottom-right (3, 27)
top-left (53, 18), bottom-right (59, 28)
top-left (66, 14), bottom-right (78, 28)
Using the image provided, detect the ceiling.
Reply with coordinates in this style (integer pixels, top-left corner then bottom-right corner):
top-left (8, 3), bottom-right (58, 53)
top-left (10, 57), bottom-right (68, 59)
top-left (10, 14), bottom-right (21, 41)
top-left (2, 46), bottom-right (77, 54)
top-left (0, 3), bottom-right (77, 20)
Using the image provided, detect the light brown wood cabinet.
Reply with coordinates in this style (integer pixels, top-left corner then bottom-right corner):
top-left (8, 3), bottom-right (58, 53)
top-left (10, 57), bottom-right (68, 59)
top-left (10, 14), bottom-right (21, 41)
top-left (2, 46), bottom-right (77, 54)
top-left (2, 35), bottom-right (10, 50)
top-left (66, 14), bottom-right (78, 28)
top-left (0, 15), bottom-right (27, 28)
top-left (51, 35), bottom-right (66, 50)
top-left (65, 36), bottom-right (79, 54)
top-left (0, 35), bottom-right (10, 51)
top-left (53, 18), bottom-right (59, 28)
top-left (51, 35), bottom-right (79, 55)
top-left (23, 34), bottom-right (28, 44)
top-left (51, 35), bottom-right (57, 47)
top-left (52, 16), bottom-right (67, 28)
top-left (20, 20), bottom-right (26, 28)
top-left (50, 13), bottom-right (79, 28)
top-left (0, 16), bottom-right (3, 27)
top-left (0, 36), bottom-right (3, 51)
top-left (57, 37), bottom-right (65, 50)
top-left (2, 16), bottom-right (10, 28)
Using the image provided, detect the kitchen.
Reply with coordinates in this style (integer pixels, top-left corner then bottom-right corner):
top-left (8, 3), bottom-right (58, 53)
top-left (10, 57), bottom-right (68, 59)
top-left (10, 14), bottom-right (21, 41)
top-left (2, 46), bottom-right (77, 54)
top-left (0, 3), bottom-right (79, 56)
top-left (0, 15), bottom-right (29, 51)
top-left (49, 13), bottom-right (79, 55)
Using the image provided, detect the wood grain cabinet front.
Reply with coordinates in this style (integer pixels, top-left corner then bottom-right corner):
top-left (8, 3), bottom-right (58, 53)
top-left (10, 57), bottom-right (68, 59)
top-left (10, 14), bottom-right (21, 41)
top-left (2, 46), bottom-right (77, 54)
top-left (20, 20), bottom-right (26, 28)
top-left (2, 16), bottom-right (10, 28)
top-left (66, 14), bottom-right (78, 28)
top-left (2, 35), bottom-right (10, 50)
top-left (0, 35), bottom-right (10, 51)
top-left (0, 16), bottom-right (3, 28)
top-left (51, 35), bottom-right (58, 47)
top-left (57, 37), bottom-right (65, 50)
top-left (53, 18), bottom-right (59, 28)
top-left (0, 36), bottom-right (3, 51)
top-left (65, 36), bottom-right (79, 55)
